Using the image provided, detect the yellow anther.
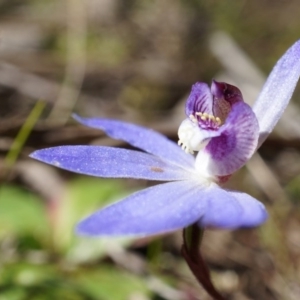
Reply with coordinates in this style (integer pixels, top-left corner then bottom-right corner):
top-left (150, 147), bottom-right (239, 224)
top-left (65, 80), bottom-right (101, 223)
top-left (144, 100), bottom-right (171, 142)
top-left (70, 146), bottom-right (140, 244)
top-left (196, 111), bottom-right (223, 125)
top-left (192, 111), bottom-right (222, 126)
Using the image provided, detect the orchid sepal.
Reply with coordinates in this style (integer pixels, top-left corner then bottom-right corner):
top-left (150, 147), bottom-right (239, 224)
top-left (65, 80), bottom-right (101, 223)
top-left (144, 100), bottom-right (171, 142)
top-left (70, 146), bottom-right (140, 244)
top-left (253, 40), bottom-right (300, 147)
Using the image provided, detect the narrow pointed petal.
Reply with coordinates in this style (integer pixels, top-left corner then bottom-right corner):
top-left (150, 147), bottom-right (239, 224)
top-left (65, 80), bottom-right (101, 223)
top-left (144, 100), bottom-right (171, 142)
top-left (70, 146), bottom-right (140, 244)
top-left (30, 146), bottom-right (191, 181)
top-left (185, 82), bottom-right (213, 116)
top-left (253, 40), bottom-right (300, 147)
top-left (73, 115), bottom-right (194, 168)
top-left (76, 180), bottom-right (208, 236)
top-left (195, 101), bottom-right (259, 176)
top-left (198, 187), bottom-right (268, 228)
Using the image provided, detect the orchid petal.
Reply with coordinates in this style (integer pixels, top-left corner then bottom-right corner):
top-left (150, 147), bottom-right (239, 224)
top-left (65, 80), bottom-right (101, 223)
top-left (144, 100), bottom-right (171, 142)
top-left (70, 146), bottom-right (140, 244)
top-left (198, 187), bottom-right (268, 228)
top-left (226, 190), bottom-right (268, 227)
top-left (30, 146), bottom-right (191, 181)
top-left (211, 81), bottom-right (243, 121)
top-left (73, 115), bottom-right (194, 168)
top-left (195, 101), bottom-right (259, 176)
top-left (76, 180), bottom-right (208, 236)
top-left (253, 40), bottom-right (300, 147)
top-left (185, 82), bottom-right (213, 117)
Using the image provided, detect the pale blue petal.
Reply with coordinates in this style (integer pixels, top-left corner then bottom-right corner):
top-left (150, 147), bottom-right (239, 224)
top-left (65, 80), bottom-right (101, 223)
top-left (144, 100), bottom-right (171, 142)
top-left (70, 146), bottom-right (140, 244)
top-left (226, 191), bottom-right (268, 227)
top-left (73, 115), bottom-right (194, 168)
top-left (30, 146), bottom-right (191, 181)
top-left (77, 181), bottom-right (267, 237)
top-left (198, 187), bottom-right (268, 228)
top-left (76, 180), bottom-right (207, 236)
top-left (253, 40), bottom-right (300, 147)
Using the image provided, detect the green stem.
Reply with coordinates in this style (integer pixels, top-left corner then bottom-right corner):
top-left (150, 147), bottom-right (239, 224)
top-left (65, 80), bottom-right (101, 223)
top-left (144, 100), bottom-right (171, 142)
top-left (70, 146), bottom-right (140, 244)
top-left (5, 101), bottom-right (46, 167)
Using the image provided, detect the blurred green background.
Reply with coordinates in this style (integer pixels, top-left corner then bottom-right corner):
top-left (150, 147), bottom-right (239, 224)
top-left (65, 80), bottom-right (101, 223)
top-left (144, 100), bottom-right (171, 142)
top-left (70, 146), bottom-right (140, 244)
top-left (0, 0), bottom-right (300, 299)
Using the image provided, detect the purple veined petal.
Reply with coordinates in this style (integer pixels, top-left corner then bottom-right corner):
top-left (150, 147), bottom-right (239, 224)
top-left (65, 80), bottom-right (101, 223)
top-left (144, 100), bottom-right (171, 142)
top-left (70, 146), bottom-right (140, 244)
top-left (195, 101), bottom-right (259, 177)
top-left (30, 146), bottom-right (192, 181)
top-left (253, 40), bottom-right (300, 147)
top-left (73, 115), bottom-right (194, 168)
top-left (76, 180), bottom-right (208, 237)
top-left (185, 82), bottom-right (213, 117)
top-left (211, 80), bottom-right (243, 122)
top-left (198, 187), bottom-right (268, 228)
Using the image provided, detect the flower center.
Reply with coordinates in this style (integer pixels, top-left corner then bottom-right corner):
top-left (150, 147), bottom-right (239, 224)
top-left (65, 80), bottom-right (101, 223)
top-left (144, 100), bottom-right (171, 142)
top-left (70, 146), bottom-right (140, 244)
top-left (178, 112), bottom-right (222, 155)
top-left (190, 112), bottom-right (221, 130)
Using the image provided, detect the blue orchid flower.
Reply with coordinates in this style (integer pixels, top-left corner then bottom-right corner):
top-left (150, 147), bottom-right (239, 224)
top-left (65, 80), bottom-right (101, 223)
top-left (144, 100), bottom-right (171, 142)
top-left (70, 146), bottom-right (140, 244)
top-left (30, 40), bottom-right (300, 237)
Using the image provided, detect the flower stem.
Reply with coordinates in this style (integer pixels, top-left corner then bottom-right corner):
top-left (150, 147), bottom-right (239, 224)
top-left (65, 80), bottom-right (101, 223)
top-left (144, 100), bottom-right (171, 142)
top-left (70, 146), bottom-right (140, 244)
top-left (5, 100), bottom-right (45, 168)
top-left (181, 224), bottom-right (226, 300)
